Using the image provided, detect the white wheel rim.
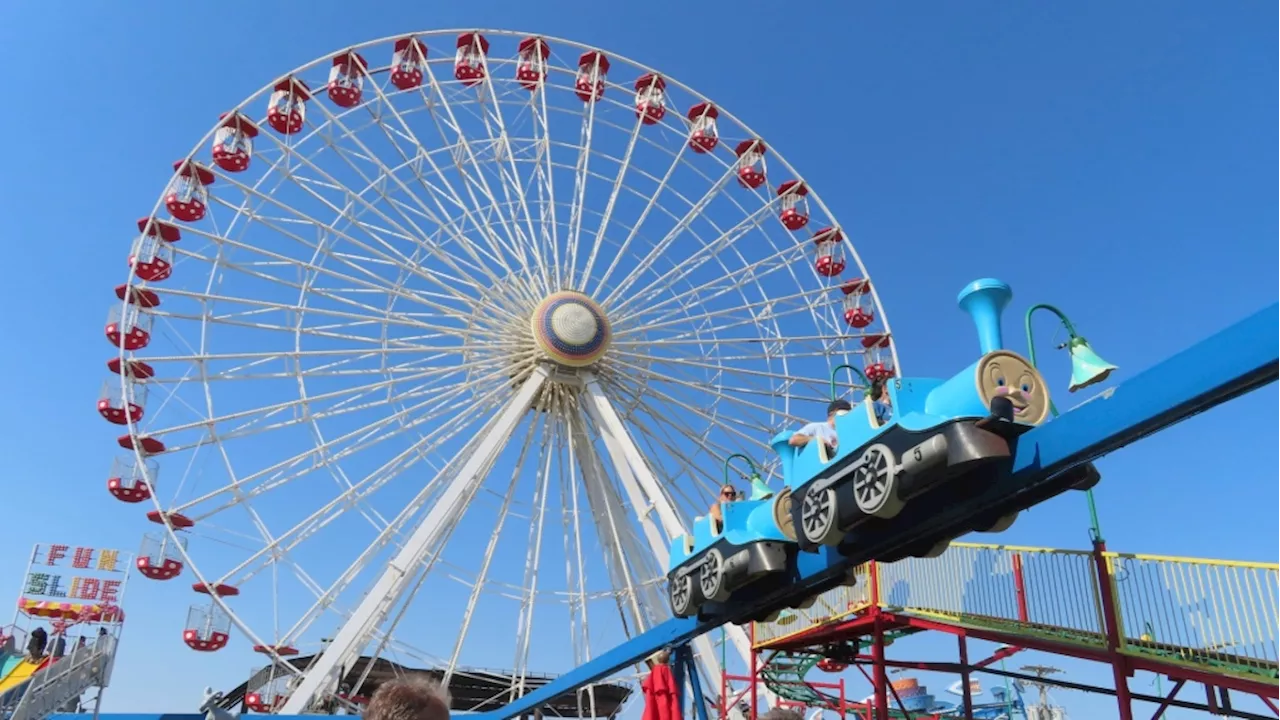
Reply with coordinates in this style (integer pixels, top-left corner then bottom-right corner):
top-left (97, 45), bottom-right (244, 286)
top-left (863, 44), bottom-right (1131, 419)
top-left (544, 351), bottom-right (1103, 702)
top-left (801, 488), bottom-right (835, 543)
top-left (854, 445), bottom-right (896, 514)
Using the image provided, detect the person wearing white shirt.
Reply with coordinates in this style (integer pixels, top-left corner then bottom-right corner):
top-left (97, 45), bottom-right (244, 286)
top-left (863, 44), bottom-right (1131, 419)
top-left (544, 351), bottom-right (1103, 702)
top-left (788, 399), bottom-right (853, 454)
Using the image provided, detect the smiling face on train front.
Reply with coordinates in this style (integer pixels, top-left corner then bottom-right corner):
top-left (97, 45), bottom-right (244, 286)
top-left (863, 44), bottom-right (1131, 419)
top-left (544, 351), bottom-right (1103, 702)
top-left (974, 350), bottom-right (1051, 425)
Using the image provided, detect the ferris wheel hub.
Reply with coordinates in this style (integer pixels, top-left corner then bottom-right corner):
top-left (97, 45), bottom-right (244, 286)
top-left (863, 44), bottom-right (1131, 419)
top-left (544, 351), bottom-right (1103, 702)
top-left (531, 291), bottom-right (612, 368)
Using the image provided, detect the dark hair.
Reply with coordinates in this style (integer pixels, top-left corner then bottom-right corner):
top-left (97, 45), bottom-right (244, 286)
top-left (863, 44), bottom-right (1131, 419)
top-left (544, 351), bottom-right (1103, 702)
top-left (759, 709), bottom-right (806, 720)
top-left (826, 399), bottom-right (852, 416)
top-left (869, 379), bottom-right (885, 400)
top-left (366, 678), bottom-right (451, 720)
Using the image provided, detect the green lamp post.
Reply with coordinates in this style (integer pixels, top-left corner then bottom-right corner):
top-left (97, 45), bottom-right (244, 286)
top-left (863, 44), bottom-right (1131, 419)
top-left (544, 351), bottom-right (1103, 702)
top-left (724, 454), bottom-right (773, 501)
top-left (1024, 303), bottom-right (1118, 393)
top-left (1025, 303), bottom-right (1118, 541)
top-left (829, 363), bottom-right (869, 401)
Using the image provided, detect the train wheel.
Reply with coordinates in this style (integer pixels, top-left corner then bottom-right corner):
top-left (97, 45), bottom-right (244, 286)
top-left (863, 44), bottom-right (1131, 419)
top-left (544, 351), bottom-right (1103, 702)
top-left (853, 444), bottom-right (904, 519)
top-left (669, 573), bottom-right (695, 617)
top-left (699, 548), bottom-right (731, 602)
top-left (800, 487), bottom-right (843, 546)
top-left (978, 512), bottom-right (1018, 533)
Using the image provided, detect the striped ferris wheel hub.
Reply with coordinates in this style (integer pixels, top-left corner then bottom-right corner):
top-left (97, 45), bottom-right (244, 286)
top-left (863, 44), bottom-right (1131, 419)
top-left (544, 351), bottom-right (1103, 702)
top-left (530, 291), bottom-right (612, 368)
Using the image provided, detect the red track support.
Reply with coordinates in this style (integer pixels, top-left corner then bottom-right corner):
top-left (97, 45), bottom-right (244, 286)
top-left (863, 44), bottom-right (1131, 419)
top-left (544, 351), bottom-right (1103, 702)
top-left (958, 636), bottom-right (975, 720)
top-left (740, 545), bottom-right (1274, 720)
top-left (1092, 540), bottom-right (1136, 720)
top-left (749, 641), bottom-right (759, 720)
top-left (1146, 678), bottom-right (1186, 720)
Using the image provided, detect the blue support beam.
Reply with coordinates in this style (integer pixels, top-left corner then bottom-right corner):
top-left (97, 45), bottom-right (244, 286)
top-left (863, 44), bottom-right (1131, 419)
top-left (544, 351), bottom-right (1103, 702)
top-left (472, 303), bottom-right (1276, 720)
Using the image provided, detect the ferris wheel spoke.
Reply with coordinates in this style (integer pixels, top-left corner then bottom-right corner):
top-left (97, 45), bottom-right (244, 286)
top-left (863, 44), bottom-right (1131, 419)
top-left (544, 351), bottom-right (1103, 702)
top-left (564, 79), bottom-right (602, 290)
top-left (144, 361), bottom-right (474, 443)
top-left (169, 225), bottom-right (487, 322)
top-left (166, 367), bottom-right (517, 515)
top-left (601, 375), bottom-right (765, 492)
top-left (612, 244), bottom-right (816, 333)
top-left (599, 166), bottom-right (771, 313)
top-left (202, 386), bottom-right (511, 589)
top-left (277, 367), bottom-right (550, 712)
top-left (143, 283), bottom-right (479, 341)
top-left (289, 98), bottom-right (525, 288)
top-left (588, 128), bottom-right (690, 301)
top-left (598, 360), bottom-right (780, 448)
top-left (618, 283), bottom-right (840, 341)
top-left (578, 108), bottom-right (645, 292)
top-left (474, 68), bottom-right (555, 297)
top-left (597, 154), bottom-right (743, 309)
top-left (442, 410), bottom-right (545, 687)
top-left (611, 347), bottom-right (829, 404)
top-left (529, 82), bottom-right (564, 290)
top-left (413, 63), bottom-right (538, 285)
top-left (269, 393), bottom-right (515, 651)
top-left (509, 399), bottom-right (558, 693)
top-left (345, 78), bottom-right (538, 299)
top-left (208, 155), bottom-right (500, 307)
top-left (223, 141), bottom-right (501, 297)
top-left (567, 412), bottom-right (665, 632)
top-left (605, 396), bottom-right (733, 509)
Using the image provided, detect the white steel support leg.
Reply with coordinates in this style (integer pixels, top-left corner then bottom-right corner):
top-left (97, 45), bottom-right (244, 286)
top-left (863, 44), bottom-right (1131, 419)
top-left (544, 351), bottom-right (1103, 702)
top-left (581, 374), bottom-right (775, 714)
top-left (279, 367), bottom-right (550, 713)
top-left (569, 412), bottom-right (666, 629)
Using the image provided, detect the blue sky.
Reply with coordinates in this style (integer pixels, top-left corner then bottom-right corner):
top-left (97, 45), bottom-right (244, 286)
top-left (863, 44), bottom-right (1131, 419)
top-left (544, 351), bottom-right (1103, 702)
top-left (0, 2), bottom-right (1274, 719)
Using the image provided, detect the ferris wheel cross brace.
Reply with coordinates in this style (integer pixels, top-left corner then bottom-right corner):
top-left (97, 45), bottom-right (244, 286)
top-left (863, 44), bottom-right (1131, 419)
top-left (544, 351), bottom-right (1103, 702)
top-left (470, 301), bottom-right (1278, 720)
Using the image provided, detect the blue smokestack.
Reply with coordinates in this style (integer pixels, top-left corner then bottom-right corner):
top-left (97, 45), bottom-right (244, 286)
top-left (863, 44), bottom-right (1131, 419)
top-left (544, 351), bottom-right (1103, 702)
top-left (956, 278), bottom-right (1012, 355)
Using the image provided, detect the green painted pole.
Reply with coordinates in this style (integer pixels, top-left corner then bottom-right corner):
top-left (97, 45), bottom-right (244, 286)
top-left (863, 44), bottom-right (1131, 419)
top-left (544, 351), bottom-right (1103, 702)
top-left (830, 364), bottom-right (868, 401)
top-left (1025, 304), bottom-right (1104, 543)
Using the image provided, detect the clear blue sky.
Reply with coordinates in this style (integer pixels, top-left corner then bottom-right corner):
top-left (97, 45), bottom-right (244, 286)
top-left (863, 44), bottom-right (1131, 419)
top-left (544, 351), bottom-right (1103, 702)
top-left (0, 2), bottom-right (1274, 719)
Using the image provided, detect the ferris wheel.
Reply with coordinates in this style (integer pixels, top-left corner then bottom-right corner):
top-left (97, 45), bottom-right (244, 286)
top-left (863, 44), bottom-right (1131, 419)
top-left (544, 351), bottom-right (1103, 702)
top-left (101, 29), bottom-right (900, 713)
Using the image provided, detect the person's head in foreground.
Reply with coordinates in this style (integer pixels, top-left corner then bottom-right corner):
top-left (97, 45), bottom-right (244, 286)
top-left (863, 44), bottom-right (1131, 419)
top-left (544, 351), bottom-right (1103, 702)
top-left (366, 677), bottom-right (452, 720)
top-left (759, 708), bottom-right (805, 720)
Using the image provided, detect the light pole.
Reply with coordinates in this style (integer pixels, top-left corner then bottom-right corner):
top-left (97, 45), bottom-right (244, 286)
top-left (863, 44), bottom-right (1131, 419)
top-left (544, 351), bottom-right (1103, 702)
top-left (1024, 303), bottom-right (1118, 542)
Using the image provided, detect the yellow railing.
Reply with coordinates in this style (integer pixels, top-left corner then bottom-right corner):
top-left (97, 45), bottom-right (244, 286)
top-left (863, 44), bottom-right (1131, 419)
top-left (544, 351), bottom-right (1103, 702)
top-left (752, 564), bottom-right (873, 646)
top-left (876, 543), bottom-right (1105, 647)
top-left (752, 542), bottom-right (1279, 683)
top-left (1107, 552), bottom-right (1279, 679)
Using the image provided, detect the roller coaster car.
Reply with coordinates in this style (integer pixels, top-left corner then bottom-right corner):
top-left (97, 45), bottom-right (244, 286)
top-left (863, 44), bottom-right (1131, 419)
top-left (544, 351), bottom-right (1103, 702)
top-left (665, 495), bottom-right (793, 618)
top-left (776, 348), bottom-right (1052, 552)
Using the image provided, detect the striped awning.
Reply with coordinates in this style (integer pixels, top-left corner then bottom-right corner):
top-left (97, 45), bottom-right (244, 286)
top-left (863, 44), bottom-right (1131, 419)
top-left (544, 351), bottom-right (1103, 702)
top-left (17, 598), bottom-right (124, 622)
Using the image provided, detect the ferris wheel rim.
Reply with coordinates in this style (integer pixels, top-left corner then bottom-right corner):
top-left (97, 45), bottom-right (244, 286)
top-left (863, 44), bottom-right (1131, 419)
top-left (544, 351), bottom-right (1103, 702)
top-left (107, 27), bottom-right (904, 697)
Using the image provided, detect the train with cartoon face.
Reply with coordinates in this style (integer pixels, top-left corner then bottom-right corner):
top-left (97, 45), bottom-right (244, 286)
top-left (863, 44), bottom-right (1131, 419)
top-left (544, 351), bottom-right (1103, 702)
top-left (666, 279), bottom-right (1085, 619)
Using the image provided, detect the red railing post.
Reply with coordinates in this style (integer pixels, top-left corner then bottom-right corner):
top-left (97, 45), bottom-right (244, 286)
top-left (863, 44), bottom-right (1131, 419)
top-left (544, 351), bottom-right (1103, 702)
top-left (1092, 540), bottom-right (1135, 720)
top-left (1012, 552), bottom-right (1030, 622)
top-left (749, 645), bottom-right (758, 720)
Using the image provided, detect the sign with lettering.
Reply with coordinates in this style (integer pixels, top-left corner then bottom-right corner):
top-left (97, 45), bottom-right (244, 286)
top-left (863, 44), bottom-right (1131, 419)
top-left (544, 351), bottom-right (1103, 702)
top-left (21, 544), bottom-right (127, 605)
